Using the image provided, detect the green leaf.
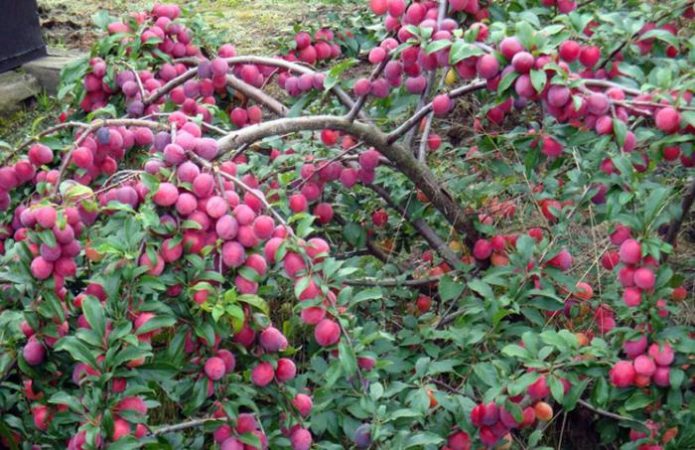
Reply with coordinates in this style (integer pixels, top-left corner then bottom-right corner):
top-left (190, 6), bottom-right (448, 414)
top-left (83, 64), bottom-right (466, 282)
top-left (613, 119), bottom-right (627, 147)
top-left (530, 69), bottom-right (547, 93)
top-left (497, 70), bottom-right (519, 93)
top-left (473, 363), bottom-right (498, 387)
top-left (92, 10), bottom-right (114, 30)
top-left (507, 372), bottom-right (539, 397)
top-left (82, 296), bottom-right (105, 338)
top-left (342, 222), bottom-right (366, 248)
top-left (501, 344), bottom-right (530, 359)
top-left (55, 336), bottom-right (98, 368)
top-left (324, 59), bottom-right (357, 92)
top-left (548, 375), bottom-right (565, 403)
top-left (238, 432), bottom-right (262, 448)
top-left (449, 40), bottom-right (485, 64)
top-left (425, 39), bottom-right (451, 55)
top-left (136, 315), bottom-right (176, 336)
top-left (405, 433), bottom-right (444, 448)
top-left (562, 378), bottom-right (589, 410)
top-left (468, 279), bottom-right (492, 299)
top-left (625, 391), bottom-right (652, 411)
top-left (338, 340), bottom-right (357, 376)
top-left (640, 29), bottom-right (680, 48)
top-left (48, 391), bottom-right (83, 412)
top-left (439, 275), bottom-right (464, 301)
top-left (237, 294), bottom-right (269, 315)
top-left (351, 287), bottom-right (383, 305)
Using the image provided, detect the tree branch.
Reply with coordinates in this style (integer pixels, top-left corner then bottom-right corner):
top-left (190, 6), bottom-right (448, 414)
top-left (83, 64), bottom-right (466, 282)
top-left (171, 56), bottom-right (368, 121)
top-left (345, 276), bottom-right (440, 287)
top-left (346, 57), bottom-right (390, 122)
top-left (577, 399), bottom-right (639, 423)
top-left (150, 417), bottom-right (222, 436)
top-left (216, 115), bottom-right (478, 246)
top-left (226, 74), bottom-right (288, 116)
top-left (387, 81), bottom-right (486, 144)
top-left (665, 176), bottom-right (695, 248)
top-left (54, 119), bottom-right (168, 195)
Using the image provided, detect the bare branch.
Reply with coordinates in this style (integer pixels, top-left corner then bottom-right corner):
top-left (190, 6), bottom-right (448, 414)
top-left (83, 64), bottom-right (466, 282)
top-left (226, 74), bottom-right (288, 116)
top-left (346, 57), bottom-right (390, 122)
top-left (345, 276), bottom-right (440, 287)
top-left (577, 399), bottom-right (640, 423)
top-left (172, 56), bottom-right (368, 121)
top-left (150, 417), bottom-right (222, 436)
top-left (7, 121), bottom-right (90, 165)
top-left (125, 63), bottom-right (147, 101)
top-left (387, 80), bottom-right (486, 144)
top-left (54, 119), bottom-right (168, 195)
top-left (188, 151), bottom-right (290, 230)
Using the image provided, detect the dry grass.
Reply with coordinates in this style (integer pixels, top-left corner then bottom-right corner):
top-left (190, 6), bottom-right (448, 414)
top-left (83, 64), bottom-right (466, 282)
top-left (36, 0), bottom-right (348, 54)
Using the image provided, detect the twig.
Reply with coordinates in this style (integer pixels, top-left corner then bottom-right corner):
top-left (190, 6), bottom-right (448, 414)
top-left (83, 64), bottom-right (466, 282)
top-left (53, 119), bottom-right (167, 195)
top-left (170, 56), bottom-right (369, 121)
top-left (333, 213), bottom-right (389, 263)
top-left (577, 399), bottom-right (638, 423)
top-left (346, 57), bottom-right (390, 122)
top-left (294, 141), bottom-right (363, 192)
top-left (403, 0), bottom-right (448, 151)
top-left (597, 0), bottom-right (695, 69)
top-left (387, 81), bottom-right (487, 144)
top-left (150, 417), bottom-right (222, 436)
top-left (125, 63), bottom-right (147, 101)
top-left (7, 121), bottom-right (90, 165)
top-left (345, 276), bottom-right (440, 287)
top-left (187, 151), bottom-right (290, 230)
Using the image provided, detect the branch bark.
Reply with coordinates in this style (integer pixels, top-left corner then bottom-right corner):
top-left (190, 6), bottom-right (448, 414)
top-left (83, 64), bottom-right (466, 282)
top-left (150, 417), bottom-right (222, 436)
top-left (665, 177), bottom-right (695, 248)
top-left (387, 80), bottom-right (486, 144)
top-left (216, 115), bottom-right (478, 246)
top-left (345, 276), bottom-right (440, 287)
top-left (226, 74), bottom-right (288, 116)
top-left (171, 56), bottom-right (368, 121)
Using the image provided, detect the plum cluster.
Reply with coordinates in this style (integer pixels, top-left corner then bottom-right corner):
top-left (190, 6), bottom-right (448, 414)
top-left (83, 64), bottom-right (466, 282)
top-left (611, 338), bottom-right (675, 389)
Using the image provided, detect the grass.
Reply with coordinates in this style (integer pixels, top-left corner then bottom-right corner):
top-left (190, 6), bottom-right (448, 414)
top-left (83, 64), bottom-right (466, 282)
top-left (36, 0), bottom-right (351, 54)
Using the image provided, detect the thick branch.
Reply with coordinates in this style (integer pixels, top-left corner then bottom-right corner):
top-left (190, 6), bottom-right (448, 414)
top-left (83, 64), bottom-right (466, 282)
top-left (216, 115), bottom-right (478, 246)
top-left (226, 74), bottom-right (288, 116)
top-left (172, 56), bottom-right (368, 121)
